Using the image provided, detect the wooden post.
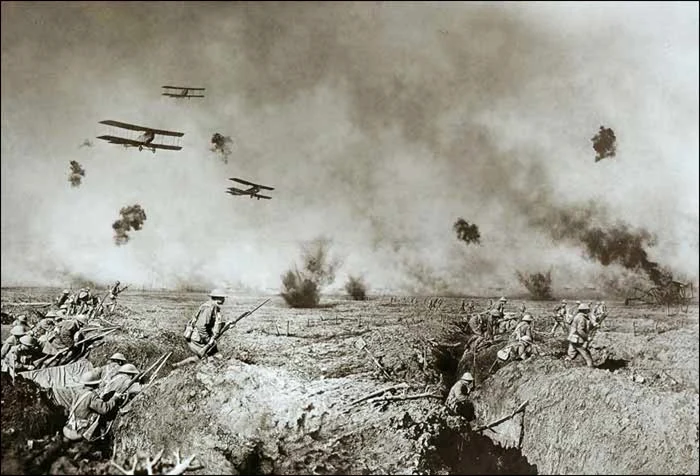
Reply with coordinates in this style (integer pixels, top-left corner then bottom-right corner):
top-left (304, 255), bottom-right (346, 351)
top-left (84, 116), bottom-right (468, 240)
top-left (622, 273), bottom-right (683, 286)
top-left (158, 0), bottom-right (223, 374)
top-left (287, 320), bottom-right (290, 336)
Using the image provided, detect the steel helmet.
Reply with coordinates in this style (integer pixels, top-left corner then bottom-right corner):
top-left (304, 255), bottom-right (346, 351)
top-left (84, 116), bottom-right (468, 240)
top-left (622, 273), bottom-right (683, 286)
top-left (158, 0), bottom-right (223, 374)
top-left (16, 315), bottom-right (28, 323)
top-left (10, 325), bottom-right (28, 336)
top-left (499, 297), bottom-right (507, 302)
top-left (561, 299), bottom-right (567, 303)
top-left (521, 335), bottom-right (532, 343)
top-left (490, 309), bottom-right (501, 317)
top-left (209, 288), bottom-right (227, 299)
top-left (578, 303), bottom-right (590, 312)
top-left (522, 314), bottom-right (533, 322)
top-left (80, 370), bottom-right (102, 386)
top-left (118, 363), bottom-right (139, 375)
top-left (45, 310), bottom-right (59, 318)
top-left (575, 300), bottom-right (581, 305)
top-left (62, 289), bottom-right (69, 295)
top-left (75, 314), bottom-right (89, 325)
top-left (460, 372), bottom-right (474, 382)
top-left (110, 353), bottom-right (126, 362)
top-left (19, 335), bottom-right (38, 347)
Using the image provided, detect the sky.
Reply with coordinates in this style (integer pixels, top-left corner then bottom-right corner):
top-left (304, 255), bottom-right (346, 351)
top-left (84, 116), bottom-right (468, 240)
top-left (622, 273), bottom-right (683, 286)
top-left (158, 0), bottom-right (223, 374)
top-left (1, 1), bottom-right (698, 294)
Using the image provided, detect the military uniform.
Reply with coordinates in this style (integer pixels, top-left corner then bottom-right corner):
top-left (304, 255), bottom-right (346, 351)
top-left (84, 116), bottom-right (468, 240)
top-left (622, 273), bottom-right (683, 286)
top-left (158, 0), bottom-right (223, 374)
top-left (1, 326), bottom-right (28, 359)
top-left (63, 372), bottom-right (120, 442)
top-left (3, 341), bottom-right (42, 372)
top-left (446, 373), bottom-right (475, 417)
top-left (99, 364), bottom-right (141, 400)
top-left (566, 308), bottom-right (594, 367)
top-left (513, 320), bottom-right (533, 342)
top-left (185, 291), bottom-right (226, 358)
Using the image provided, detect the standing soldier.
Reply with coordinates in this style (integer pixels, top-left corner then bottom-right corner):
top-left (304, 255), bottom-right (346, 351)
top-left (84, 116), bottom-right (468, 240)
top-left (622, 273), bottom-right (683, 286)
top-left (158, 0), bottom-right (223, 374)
top-left (565, 303), bottom-right (594, 367)
top-left (184, 289), bottom-right (226, 358)
top-left (445, 372), bottom-right (476, 418)
top-left (108, 281), bottom-right (127, 313)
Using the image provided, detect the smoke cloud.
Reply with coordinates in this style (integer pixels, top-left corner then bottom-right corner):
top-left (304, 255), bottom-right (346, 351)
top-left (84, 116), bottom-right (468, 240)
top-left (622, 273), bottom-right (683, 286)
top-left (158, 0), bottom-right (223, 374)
top-left (1, 3), bottom-right (697, 292)
top-left (454, 218), bottom-right (481, 246)
top-left (112, 204), bottom-right (147, 246)
top-left (210, 132), bottom-right (233, 163)
top-left (591, 126), bottom-right (617, 162)
top-left (68, 160), bottom-right (85, 188)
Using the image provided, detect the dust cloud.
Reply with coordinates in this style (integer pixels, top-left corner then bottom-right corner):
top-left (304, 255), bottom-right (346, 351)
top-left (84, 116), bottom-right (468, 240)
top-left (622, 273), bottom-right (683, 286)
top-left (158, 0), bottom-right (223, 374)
top-left (1, 3), bottom-right (697, 293)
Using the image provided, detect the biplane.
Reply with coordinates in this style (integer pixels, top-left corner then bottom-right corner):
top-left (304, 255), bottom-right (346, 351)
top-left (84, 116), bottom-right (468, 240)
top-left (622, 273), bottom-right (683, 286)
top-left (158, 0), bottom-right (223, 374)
top-left (226, 178), bottom-right (274, 200)
top-left (161, 85), bottom-right (206, 99)
top-left (97, 120), bottom-right (184, 153)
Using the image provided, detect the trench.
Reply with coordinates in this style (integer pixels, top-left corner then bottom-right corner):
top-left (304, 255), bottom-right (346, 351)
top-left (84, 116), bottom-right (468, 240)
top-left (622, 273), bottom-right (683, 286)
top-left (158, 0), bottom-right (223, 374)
top-left (426, 343), bottom-right (537, 475)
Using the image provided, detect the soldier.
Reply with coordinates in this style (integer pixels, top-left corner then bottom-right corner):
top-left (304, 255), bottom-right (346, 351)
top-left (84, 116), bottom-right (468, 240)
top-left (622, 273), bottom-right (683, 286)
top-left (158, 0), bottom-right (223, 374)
top-left (108, 281), bottom-right (126, 313)
top-left (11, 314), bottom-right (28, 327)
top-left (99, 363), bottom-right (142, 400)
top-left (446, 372), bottom-right (475, 418)
top-left (95, 353), bottom-right (127, 383)
top-left (514, 335), bottom-right (533, 360)
top-left (62, 371), bottom-right (123, 442)
top-left (565, 303), bottom-right (594, 367)
top-left (512, 313), bottom-right (534, 342)
top-left (75, 288), bottom-right (92, 315)
top-left (56, 289), bottom-right (71, 308)
top-left (1, 325), bottom-right (29, 359)
top-left (184, 289), bottom-right (226, 358)
top-left (31, 311), bottom-right (57, 342)
top-left (3, 335), bottom-right (43, 373)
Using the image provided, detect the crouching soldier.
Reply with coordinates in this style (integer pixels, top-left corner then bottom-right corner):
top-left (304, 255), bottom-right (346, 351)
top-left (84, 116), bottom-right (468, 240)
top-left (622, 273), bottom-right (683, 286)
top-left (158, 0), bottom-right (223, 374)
top-left (31, 311), bottom-right (58, 343)
top-left (99, 363), bottom-right (142, 401)
top-left (95, 353), bottom-right (127, 383)
top-left (513, 335), bottom-right (534, 360)
top-left (63, 371), bottom-right (123, 442)
top-left (184, 289), bottom-right (226, 359)
top-left (2, 325), bottom-right (29, 359)
top-left (2, 335), bottom-right (43, 376)
top-left (445, 372), bottom-right (476, 419)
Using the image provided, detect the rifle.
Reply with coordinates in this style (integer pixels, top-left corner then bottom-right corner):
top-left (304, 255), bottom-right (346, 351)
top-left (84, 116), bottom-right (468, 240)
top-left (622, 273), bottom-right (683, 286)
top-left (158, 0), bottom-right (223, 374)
top-left (202, 298), bottom-right (270, 356)
top-left (36, 328), bottom-right (119, 368)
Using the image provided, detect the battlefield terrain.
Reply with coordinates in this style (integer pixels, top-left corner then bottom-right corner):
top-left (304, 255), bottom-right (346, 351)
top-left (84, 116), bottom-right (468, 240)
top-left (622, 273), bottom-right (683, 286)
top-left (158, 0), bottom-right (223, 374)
top-left (2, 287), bottom-right (698, 475)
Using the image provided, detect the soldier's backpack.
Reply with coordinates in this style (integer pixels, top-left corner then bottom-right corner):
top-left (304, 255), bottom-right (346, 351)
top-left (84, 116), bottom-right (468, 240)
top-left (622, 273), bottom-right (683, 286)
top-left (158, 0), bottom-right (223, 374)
top-left (183, 303), bottom-right (214, 341)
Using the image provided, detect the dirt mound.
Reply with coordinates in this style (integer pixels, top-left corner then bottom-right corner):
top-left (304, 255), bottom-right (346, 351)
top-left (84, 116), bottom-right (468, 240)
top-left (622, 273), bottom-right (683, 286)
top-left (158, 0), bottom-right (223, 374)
top-left (88, 330), bottom-right (191, 378)
top-left (1, 372), bottom-right (66, 474)
top-left (471, 357), bottom-right (700, 475)
top-left (114, 357), bottom-right (474, 474)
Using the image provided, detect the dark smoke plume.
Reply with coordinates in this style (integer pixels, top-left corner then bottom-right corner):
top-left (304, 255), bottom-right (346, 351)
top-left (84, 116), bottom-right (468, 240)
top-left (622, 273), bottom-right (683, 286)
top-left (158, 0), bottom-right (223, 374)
top-left (112, 204), bottom-right (147, 246)
top-left (210, 133), bottom-right (233, 163)
top-left (516, 270), bottom-right (553, 300)
top-left (345, 275), bottom-right (368, 300)
top-left (591, 125), bottom-right (616, 162)
top-left (543, 206), bottom-right (673, 287)
top-left (281, 237), bottom-right (341, 308)
top-left (453, 218), bottom-right (481, 245)
top-left (68, 160), bottom-right (85, 187)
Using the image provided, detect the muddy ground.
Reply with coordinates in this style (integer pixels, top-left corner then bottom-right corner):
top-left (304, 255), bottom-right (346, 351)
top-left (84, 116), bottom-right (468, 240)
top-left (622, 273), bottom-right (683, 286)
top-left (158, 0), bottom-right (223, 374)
top-left (1, 287), bottom-right (698, 474)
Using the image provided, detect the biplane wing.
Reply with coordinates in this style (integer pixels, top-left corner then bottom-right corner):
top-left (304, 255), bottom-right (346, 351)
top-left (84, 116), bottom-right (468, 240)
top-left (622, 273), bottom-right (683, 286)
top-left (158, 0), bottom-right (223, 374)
top-left (162, 86), bottom-right (206, 91)
top-left (162, 93), bottom-right (205, 98)
top-left (253, 194), bottom-right (272, 200)
top-left (96, 135), bottom-right (182, 151)
top-left (229, 178), bottom-right (274, 190)
top-left (99, 120), bottom-right (184, 137)
top-left (226, 187), bottom-right (247, 195)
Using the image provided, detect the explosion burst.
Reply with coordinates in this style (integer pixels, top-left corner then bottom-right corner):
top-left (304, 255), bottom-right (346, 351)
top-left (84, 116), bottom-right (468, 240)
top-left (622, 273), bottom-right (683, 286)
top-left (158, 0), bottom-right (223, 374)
top-left (112, 204), bottom-right (147, 246)
top-left (68, 161), bottom-right (85, 187)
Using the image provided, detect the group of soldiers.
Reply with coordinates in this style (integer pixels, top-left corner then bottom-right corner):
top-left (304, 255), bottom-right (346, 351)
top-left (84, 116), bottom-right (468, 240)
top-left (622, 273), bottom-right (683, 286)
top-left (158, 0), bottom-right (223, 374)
top-left (445, 296), bottom-right (609, 416)
top-left (53, 281), bottom-right (128, 317)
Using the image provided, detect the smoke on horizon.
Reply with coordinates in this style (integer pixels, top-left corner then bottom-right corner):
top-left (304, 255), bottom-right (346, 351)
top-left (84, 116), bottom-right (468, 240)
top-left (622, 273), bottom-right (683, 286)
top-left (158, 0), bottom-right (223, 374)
top-left (1, 3), bottom-right (697, 293)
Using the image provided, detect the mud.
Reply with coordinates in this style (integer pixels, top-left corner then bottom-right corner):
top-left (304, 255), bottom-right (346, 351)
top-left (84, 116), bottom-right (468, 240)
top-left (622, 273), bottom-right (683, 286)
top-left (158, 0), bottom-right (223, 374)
top-left (1, 290), bottom-right (698, 475)
top-left (471, 357), bottom-right (700, 475)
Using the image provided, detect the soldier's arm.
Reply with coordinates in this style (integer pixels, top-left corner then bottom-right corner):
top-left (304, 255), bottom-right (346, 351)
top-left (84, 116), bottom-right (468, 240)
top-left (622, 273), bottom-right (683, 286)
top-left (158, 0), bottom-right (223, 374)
top-left (88, 393), bottom-right (119, 415)
top-left (211, 309), bottom-right (223, 337)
